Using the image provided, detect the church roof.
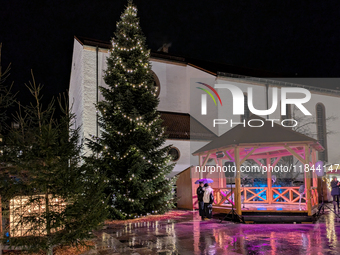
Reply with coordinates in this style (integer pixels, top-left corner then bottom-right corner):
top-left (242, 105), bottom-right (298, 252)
top-left (192, 115), bottom-right (324, 155)
top-left (159, 111), bottom-right (217, 140)
top-left (75, 36), bottom-right (111, 49)
top-left (74, 36), bottom-right (283, 78)
top-left (153, 51), bottom-right (283, 77)
top-left (74, 35), bottom-right (340, 93)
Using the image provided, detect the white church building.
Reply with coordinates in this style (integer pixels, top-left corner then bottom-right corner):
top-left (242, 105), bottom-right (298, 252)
top-left (69, 36), bottom-right (340, 179)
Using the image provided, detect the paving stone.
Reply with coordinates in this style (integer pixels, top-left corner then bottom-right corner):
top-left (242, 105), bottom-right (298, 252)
top-left (81, 207), bottom-right (340, 254)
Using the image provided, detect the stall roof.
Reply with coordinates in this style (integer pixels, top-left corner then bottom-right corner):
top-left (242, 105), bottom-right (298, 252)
top-left (193, 115), bottom-right (324, 155)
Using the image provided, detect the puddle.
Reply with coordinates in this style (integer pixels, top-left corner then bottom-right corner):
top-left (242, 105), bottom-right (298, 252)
top-left (86, 207), bottom-right (340, 254)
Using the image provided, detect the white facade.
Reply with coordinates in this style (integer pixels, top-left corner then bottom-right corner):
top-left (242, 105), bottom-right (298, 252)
top-left (69, 37), bottom-right (340, 178)
top-left (69, 38), bottom-right (215, 176)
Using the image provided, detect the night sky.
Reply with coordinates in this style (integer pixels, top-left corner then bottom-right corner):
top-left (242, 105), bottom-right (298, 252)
top-left (1, 0), bottom-right (340, 104)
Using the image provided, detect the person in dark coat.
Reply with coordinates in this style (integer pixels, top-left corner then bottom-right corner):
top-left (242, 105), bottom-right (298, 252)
top-left (331, 177), bottom-right (340, 213)
top-left (203, 183), bottom-right (214, 220)
top-left (298, 184), bottom-right (305, 210)
top-left (196, 181), bottom-right (205, 220)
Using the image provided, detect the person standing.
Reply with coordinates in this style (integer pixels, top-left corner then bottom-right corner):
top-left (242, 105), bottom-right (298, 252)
top-left (298, 184), bottom-right (305, 210)
top-left (196, 181), bottom-right (205, 220)
top-left (331, 177), bottom-right (340, 214)
top-left (203, 183), bottom-right (214, 220)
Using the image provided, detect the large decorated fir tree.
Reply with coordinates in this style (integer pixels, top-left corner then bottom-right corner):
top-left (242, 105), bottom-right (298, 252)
top-left (86, 1), bottom-right (176, 219)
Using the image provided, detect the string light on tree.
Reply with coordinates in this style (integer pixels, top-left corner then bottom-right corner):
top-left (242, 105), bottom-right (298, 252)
top-left (86, 0), bottom-right (176, 220)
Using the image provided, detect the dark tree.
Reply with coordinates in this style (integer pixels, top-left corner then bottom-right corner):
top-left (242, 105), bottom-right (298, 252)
top-left (0, 43), bottom-right (15, 133)
top-left (0, 73), bottom-right (108, 254)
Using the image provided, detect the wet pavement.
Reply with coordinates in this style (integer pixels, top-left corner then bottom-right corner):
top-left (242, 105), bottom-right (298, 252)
top-left (82, 205), bottom-right (340, 255)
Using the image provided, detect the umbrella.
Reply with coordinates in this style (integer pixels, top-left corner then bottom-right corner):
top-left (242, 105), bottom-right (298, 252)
top-left (195, 178), bottom-right (214, 184)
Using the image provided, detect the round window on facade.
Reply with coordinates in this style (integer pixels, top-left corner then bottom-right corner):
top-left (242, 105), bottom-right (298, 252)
top-left (168, 147), bottom-right (180, 161)
top-left (152, 71), bottom-right (160, 97)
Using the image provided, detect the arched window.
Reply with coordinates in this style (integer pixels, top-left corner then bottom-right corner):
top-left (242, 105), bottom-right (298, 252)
top-left (316, 103), bottom-right (327, 162)
top-left (241, 93), bottom-right (249, 121)
top-left (151, 71), bottom-right (160, 97)
top-left (281, 103), bottom-right (292, 126)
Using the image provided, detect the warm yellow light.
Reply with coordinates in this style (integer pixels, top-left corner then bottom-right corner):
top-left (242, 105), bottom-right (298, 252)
top-left (10, 195), bottom-right (65, 237)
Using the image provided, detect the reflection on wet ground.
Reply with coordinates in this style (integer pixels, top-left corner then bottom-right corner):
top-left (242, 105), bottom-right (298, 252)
top-left (82, 205), bottom-right (340, 255)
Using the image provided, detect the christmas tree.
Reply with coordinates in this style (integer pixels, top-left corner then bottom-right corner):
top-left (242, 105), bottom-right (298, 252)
top-left (86, 1), bottom-right (176, 219)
